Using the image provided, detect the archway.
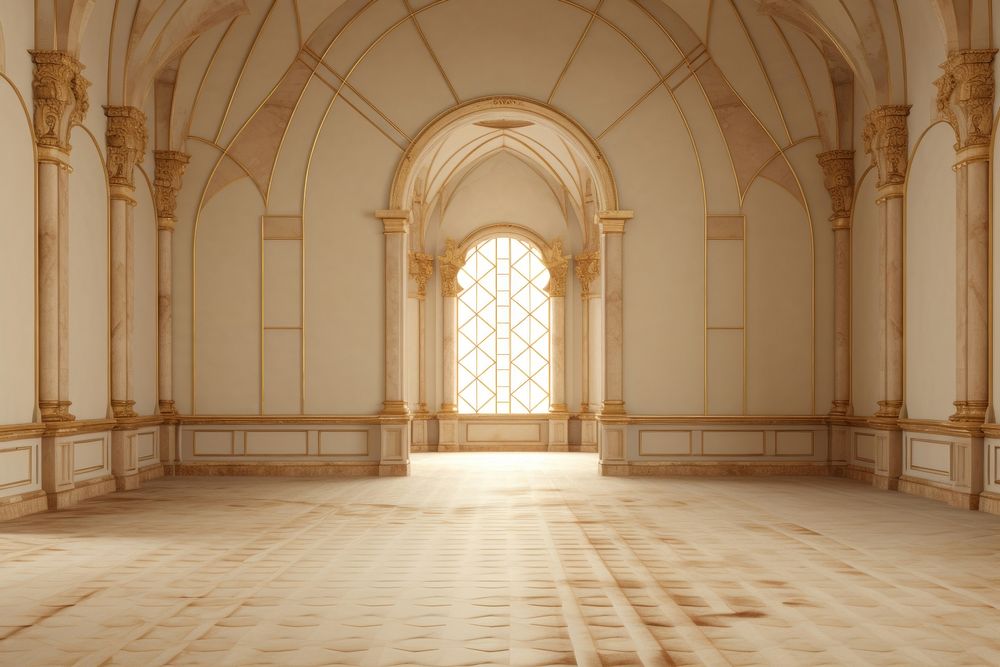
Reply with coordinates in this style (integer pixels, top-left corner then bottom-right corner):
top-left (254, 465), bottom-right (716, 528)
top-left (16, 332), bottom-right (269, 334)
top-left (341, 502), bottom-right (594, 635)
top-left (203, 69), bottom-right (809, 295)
top-left (377, 96), bottom-right (629, 456)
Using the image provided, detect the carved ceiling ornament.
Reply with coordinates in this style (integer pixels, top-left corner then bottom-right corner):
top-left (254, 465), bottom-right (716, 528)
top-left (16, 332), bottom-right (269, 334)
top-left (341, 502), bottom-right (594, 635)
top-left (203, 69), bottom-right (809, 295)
top-left (29, 50), bottom-right (90, 151)
top-left (409, 251), bottom-right (434, 298)
top-left (574, 250), bottom-right (600, 298)
top-left (105, 106), bottom-right (148, 189)
top-left (153, 150), bottom-right (190, 222)
top-left (862, 105), bottom-right (910, 190)
top-left (541, 239), bottom-right (570, 297)
top-left (438, 239), bottom-right (467, 297)
top-left (935, 49), bottom-right (998, 151)
top-left (816, 149), bottom-right (855, 222)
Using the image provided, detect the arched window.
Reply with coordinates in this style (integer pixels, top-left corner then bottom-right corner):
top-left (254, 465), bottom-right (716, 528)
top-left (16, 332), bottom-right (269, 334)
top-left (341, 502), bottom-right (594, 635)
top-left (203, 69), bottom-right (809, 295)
top-left (457, 236), bottom-right (550, 413)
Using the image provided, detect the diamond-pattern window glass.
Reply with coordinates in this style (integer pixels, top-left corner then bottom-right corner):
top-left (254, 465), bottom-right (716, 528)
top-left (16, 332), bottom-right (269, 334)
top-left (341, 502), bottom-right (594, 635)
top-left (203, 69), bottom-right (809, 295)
top-left (457, 237), bottom-right (550, 414)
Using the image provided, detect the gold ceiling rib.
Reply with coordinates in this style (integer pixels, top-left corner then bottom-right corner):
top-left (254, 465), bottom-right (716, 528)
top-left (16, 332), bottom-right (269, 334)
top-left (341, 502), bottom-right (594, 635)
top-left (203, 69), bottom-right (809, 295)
top-left (547, 0), bottom-right (605, 105)
top-left (402, 0), bottom-right (461, 105)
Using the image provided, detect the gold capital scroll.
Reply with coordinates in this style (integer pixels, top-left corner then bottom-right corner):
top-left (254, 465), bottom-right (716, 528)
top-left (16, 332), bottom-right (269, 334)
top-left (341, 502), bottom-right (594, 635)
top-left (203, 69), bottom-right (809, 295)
top-left (29, 50), bottom-right (90, 151)
top-left (105, 106), bottom-right (147, 189)
top-left (935, 49), bottom-right (998, 152)
top-left (154, 151), bottom-right (190, 227)
top-left (817, 150), bottom-right (855, 223)
top-left (862, 105), bottom-right (909, 190)
top-left (408, 251), bottom-right (434, 297)
top-left (539, 239), bottom-right (569, 297)
top-left (438, 239), bottom-right (467, 297)
top-left (574, 250), bottom-right (600, 297)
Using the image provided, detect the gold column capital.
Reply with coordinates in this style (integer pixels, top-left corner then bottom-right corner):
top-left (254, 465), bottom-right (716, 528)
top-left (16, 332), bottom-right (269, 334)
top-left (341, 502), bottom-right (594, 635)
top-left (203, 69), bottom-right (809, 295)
top-left (408, 251), bottom-right (434, 298)
top-left (597, 210), bottom-right (634, 234)
top-left (817, 149), bottom-right (854, 225)
top-left (574, 249), bottom-right (600, 298)
top-left (104, 105), bottom-right (147, 189)
top-left (935, 49), bottom-right (998, 153)
top-left (154, 150), bottom-right (189, 223)
top-left (541, 239), bottom-right (570, 297)
top-left (863, 105), bottom-right (910, 190)
top-left (438, 239), bottom-right (466, 297)
top-left (29, 50), bottom-right (89, 152)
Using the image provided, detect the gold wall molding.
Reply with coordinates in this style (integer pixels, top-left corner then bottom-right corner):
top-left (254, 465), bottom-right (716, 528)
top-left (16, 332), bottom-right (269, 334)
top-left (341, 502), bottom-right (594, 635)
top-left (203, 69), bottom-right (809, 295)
top-left (0, 424), bottom-right (47, 443)
top-left (862, 105), bottom-right (910, 190)
top-left (29, 50), bottom-right (89, 151)
top-left (935, 49), bottom-right (998, 153)
top-left (178, 415), bottom-right (383, 425)
top-left (104, 106), bottom-right (147, 189)
top-left (817, 149), bottom-right (854, 222)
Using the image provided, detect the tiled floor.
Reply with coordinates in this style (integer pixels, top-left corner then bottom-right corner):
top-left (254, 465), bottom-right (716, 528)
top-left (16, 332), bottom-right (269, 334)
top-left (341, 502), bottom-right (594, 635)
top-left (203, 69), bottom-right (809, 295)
top-left (1, 453), bottom-right (999, 666)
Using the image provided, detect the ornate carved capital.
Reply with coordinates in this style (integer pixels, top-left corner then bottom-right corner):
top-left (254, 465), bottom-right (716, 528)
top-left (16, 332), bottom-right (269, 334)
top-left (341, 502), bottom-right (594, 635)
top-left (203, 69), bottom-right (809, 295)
top-left (817, 149), bottom-right (854, 223)
top-left (105, 106), bottom-right (147, 189)
top-left (153, 150), bottom-right (189, 221)
top-left (29, 50), bottom-right (90, 151)
top-left (438, 239), bottom-right (466, 297)
top-left (575, 250), bottom-right (600, 298)
top-left (862, 105), bottom-right (909, 189)
top-left (935, 49), bottom-right (997, 151)
top-left (542, 239), bottom-right (570, 297)
top-left (409, 251), bottom-right (434, 298)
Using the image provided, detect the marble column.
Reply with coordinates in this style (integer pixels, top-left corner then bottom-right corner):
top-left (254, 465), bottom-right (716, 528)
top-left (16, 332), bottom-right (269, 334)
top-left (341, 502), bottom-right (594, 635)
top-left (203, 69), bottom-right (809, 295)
top-left (437, 239), bottom-right (465, 451)
top-left (575, 250), bottom-right (600, 450)
top-left (863, 105), bottom-right (909, 489)
top-left (935, 49), bottom-right (997, 425)
top-left (153, 151), bottom-right (188, 469)
top-left (542, 240), bottom-right (569, 450)
top-left (597, 210), bottom-right (633, 473)
top-left (375, 210), bottom-right (411, 474)
top-left (31, 51), bottom-right (89, 425)
top-left (106, 106), bottom-right (147, 491)
top-left (408, 251), bottom-right (434, 449)
top-left (31, 51), bottom-right (89, 506)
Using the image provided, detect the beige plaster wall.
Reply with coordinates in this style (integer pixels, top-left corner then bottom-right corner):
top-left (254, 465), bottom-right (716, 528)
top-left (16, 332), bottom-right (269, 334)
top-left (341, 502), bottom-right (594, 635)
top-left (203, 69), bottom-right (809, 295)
top-left (68, 129), bottom-right (110, 421)
top-left (0, 73), bottom-right (36, 425)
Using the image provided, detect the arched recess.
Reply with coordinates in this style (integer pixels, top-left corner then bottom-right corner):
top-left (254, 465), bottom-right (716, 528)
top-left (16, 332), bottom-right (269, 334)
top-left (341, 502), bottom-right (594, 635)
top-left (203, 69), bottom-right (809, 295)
top-left (385, 95), bottom-right (626, 452)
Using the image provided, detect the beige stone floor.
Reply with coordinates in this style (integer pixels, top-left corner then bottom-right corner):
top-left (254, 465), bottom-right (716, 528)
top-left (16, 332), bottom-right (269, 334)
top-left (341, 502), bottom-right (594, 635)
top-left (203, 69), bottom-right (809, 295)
top-left (1, 453), bottom-right (1000, 666)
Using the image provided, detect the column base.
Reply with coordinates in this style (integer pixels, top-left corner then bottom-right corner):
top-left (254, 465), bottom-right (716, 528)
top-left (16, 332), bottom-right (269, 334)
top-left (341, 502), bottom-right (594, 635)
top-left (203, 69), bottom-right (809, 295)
top-left (874, 400), bottom-right (902, 420)
top-left (828, 400), bottom-right (850, 416)
top-left (871, 426), bottom-right (902, 490)
top-left (379, 417), bottom-right (410, 474)
top-left (949, 400), bottom-right (988, 424)
top-left (39, 400), bottom-right (74, 423)
top-left (111, 400), bottom-right (137, 419)
top-left (548, 414), bottom-right (569, 451)
top-left (381, 400), bottom-right (410, 416)
top-left (438, 415), bottom-right (459, 450)
top-left (158, 400), bottom-right (178, 416)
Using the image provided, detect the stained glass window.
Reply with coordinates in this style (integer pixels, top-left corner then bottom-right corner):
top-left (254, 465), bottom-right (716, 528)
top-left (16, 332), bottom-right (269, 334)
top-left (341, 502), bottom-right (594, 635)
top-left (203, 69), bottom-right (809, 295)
top-left (457, 237), bottom-right (550, 414)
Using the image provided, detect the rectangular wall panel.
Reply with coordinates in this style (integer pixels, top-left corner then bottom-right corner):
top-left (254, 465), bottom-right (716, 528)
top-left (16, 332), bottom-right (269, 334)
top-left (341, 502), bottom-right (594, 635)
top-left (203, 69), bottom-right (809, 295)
top-left (466, 423), bottom-right (542, 443)
top-left (193, 431), bottom-right (235, 456)
top-left (909, 438), bottom-right (951, 476)
top-left (702, 431), bottom-right (765, 456)
top-left (707, 240), bottom-right (744, 328)
top-left (775, 431), bottom-right (814, 456)
top-left (263, 240), bottom-right (303, 328)
top-left (74, 438), bottom-right (107, 474)
top-left (136, 432), bottom-right (157, 464)
top-left (0, 446), bottom-right (33, 489)
top-left (245, 431), bottom-right (308, 456)
top-left (853, 432), bottom-right (877, 464)
top-left (707, 329), bottom-right (743, 415)
top-left (319, 430), bottom-right (369, 456)
top-left (263, 329), bottom-right (302, 414)
top-left (638, 431), bottom-right (692, 456)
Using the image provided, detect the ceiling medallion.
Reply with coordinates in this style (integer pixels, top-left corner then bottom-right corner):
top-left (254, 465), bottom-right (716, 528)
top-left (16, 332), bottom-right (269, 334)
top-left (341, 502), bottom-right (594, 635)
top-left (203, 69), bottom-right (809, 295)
top-left (474, 119), bottom-right (535, 130)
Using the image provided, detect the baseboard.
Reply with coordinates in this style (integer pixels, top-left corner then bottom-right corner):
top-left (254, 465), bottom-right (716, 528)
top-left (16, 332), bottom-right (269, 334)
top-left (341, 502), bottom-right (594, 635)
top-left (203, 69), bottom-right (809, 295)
top-left (138, 464), bottom-right (165, 483)
top-left (0, 490), bottom-right (48, 521)
top-left (979, 492), bottom-right (1000, 516)
top-left (897, 476), bottom-right (980, 510)
top-left (174, 461), bottom-right (394, 477)
top-left (600, 461), bottom-right (834, 477)
top-left (47, 475), bottom-right (117, 510)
